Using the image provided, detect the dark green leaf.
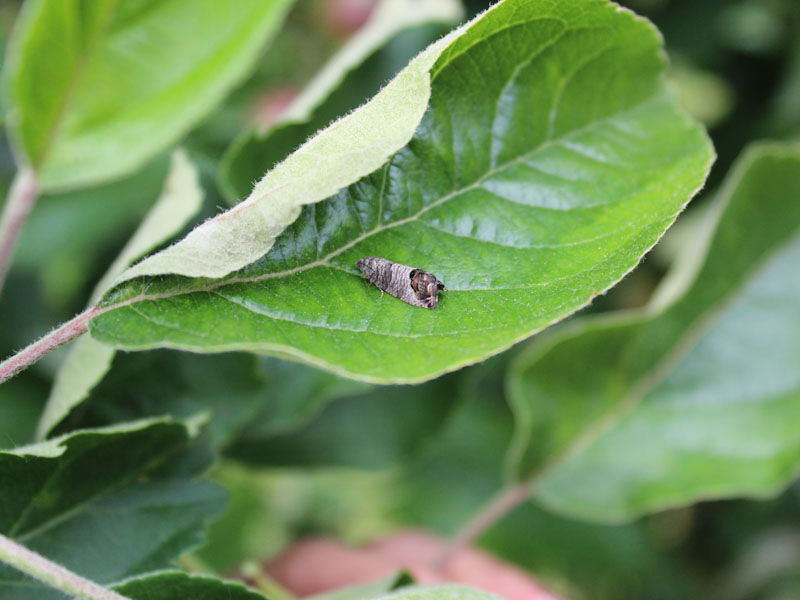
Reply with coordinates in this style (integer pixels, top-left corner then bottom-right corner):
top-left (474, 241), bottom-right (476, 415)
top-left (56, 351), bottom-right (365, 451)
top-left (226, 372), bottom-right (460, 469)
top-left (0, 419), bottom-right (225, 599)
top-left (114, 571), bottom-right (267, 600)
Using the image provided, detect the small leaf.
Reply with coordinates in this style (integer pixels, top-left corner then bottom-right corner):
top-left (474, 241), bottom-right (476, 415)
top-left (90, 0), bottom-right (714, 383)
top-left (0, 419), bottom-right (225, 598)
top-left (114, 571), bottom-right (267, 600)
top-left (507, 142), bottom-right (800, 521)
top-left (2, 0), bottom-right (293, 190)
top-left (37, 150), bottom-right (203, 438)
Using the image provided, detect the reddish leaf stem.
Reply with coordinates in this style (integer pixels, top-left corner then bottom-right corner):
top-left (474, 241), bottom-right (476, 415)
top-left (0, 168), bottom-right (39, 295)
top-left (434, 481), bottom-right (532, 569)
top-left (0, 307), bottom-right (100, 385)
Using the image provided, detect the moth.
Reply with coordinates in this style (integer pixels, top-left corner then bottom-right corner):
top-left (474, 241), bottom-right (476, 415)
top-left (356, 257), bottom-right (445, 309)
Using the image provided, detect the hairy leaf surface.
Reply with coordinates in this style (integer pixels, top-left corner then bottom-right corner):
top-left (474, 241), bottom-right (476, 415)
top-left (508, 143), bottom-right (800, 521)
top-left (91, 0), bottom-right (713, 382)
top-left (220, 0), bottom-right (462, 203)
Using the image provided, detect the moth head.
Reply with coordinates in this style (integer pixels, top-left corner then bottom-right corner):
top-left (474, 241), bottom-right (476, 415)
top-left (411, 269), bottom-right (444, 304)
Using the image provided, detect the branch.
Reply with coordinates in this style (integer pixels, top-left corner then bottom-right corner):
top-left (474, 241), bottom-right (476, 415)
top-left (0, 168), bottom-right (38, 295)
top-left (0, 533), bottom-right (129, 600)
top-left (0, 307), bottom-right (99, 385)
top-left (434, 481), bottom-right (532, 569)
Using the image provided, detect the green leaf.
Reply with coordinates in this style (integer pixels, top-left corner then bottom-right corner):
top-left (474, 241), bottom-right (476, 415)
top-left (507, 142), bottom-right (800, 521)
top-left (0, 419), bottom-right (225, 599)
top-left (37, 150), bottom-right (203, 438)
top-left (226, 372), bottom-right (460, 469)
top-left (53, 351), bottom-right (365, 452)
top-left (2, 0), bottom-right (293, 190)
top-left (90, 0), bottom-right (713, 383)
top-left (114, 571), bottom-right (267, 600)
top-left (219, 0), bottom-right (462, 203)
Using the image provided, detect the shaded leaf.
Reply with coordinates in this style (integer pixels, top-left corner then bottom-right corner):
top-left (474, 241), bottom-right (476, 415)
top-left (55, 351), bottom-right (365, 452)
top-left (2, 0), bottom-right (293, 190)
top-left (226, 373), bottom-right (460, 469)
top-left (38, 150), bottom-right (203, 438)
top-left (90, 0), bottom-right (713, 383)
top-left (507, 142), bottom-right (800, 521)
top-left (0, 419), bottom-right (225, 599)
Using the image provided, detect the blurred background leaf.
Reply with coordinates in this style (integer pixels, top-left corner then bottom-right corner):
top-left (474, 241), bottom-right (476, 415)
top-left (2, 0), bottom-right (294, 190)
top-left (507, 142), bottom-right (800, 520)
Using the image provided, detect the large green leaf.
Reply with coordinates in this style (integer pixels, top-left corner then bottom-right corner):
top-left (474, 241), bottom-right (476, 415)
top-left (507, 142), bottom-right (800, 521)
top-left (88, 0), bottom-right (713, 383)
top-left (0, 418), bottom-right (225, 599)
top-left (2, 0), bottom-right (293, 190)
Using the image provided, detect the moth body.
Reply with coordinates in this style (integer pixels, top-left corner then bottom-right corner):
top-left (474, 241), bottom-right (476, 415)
top-left (356, 257), bottom-right (445, 309)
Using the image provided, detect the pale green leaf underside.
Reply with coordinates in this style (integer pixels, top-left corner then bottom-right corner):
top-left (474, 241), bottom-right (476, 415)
top-left (111, 5), bottom-right (475, 283)
top-left (91, 0), bottom-right (713, 383)
top-left (3, 0), bottom-right (292, 190)
top-left (508, 143), bottom-right (800, 522)
top-left (282, 0), bottom-right (463, 125)
top-left (37, 151), bottom-right (203, 439)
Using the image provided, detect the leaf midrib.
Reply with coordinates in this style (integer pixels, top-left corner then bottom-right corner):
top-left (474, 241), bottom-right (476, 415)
top-left (102, 94), bottom-right (667, 318)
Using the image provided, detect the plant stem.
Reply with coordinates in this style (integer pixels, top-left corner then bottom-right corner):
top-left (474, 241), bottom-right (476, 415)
top-left (0, 307), bottom-right (99, 385)
top-left (434, 481), bottom-right (532, 569)
top-left (0, 533), bottom-right (129, 600)
top-left (241, 561), bottom-right (297, 600)
top-left (0, 168), bottom-right (38, 295)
